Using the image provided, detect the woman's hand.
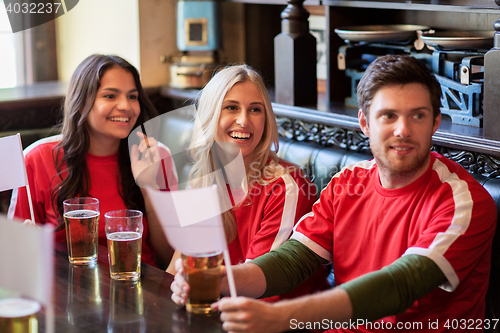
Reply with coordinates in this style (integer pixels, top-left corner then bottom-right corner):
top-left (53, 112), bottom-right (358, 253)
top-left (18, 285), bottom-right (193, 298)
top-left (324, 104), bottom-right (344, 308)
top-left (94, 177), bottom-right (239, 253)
top-left (130, 131), bottom-right (161, 189)
top-left (170, 257), bottom-right (189, 306)
top-left (21, 219), bottom-right (40, 228)
top-left (166, 250), bottom-right (182, 275)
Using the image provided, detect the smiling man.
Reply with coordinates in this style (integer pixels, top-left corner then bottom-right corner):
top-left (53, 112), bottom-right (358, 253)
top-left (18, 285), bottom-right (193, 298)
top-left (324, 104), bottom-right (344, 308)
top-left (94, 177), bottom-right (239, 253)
top-left (171, 55), bottom-right (497, 332)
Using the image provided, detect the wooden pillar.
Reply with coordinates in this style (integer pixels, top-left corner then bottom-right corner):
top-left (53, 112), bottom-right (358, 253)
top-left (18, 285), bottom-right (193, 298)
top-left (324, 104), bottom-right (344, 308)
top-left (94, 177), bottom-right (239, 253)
top-left (274, 0), bottom-right (317, 107)
top-left (484, 15), bottom-right (500, 141)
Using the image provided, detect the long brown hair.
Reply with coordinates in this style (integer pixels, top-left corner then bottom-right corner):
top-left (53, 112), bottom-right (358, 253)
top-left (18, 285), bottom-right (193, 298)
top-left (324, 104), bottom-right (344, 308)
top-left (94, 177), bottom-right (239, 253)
top-left (51, 54), bottom-right (158, 230)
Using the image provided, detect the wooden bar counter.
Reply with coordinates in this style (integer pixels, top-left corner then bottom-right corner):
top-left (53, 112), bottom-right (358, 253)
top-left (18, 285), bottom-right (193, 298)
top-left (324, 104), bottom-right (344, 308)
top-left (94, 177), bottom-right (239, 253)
top-left (39, 243), bottom-right (225, 332)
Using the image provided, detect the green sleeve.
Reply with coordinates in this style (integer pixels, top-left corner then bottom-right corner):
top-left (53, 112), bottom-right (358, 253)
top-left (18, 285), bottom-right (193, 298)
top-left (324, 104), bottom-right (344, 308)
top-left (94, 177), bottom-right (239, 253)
top-left (340, 254), bottom-right (447, 321)
top-left (252, 241), bottom-right (447, 321)
top-left (251, 239), bottom-right (329, 298)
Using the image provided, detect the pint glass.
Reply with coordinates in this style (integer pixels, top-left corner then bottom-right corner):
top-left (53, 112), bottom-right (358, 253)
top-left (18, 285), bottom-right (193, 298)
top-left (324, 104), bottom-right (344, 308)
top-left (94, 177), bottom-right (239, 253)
top-left (63, 197), bottom-right (99, 265)
top-left (105, 210), bottom-right (143, 281)
top-left (0, 298), bottom-right (40, 333)
top-left (182, 252), bottom-right (223, 314)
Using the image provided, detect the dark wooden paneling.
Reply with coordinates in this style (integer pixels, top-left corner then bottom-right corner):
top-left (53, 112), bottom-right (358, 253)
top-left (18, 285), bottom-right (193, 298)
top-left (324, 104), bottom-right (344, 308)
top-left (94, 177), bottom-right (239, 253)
top-left (244, 4), bottom-right (285, 87)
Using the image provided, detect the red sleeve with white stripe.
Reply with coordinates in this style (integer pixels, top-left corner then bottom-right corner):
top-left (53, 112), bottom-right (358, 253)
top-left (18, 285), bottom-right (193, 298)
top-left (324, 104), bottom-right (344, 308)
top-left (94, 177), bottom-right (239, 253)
top-left (291, 175), bottom-right (337, 262)
top-left (403, 157), bottom-right (497, 291)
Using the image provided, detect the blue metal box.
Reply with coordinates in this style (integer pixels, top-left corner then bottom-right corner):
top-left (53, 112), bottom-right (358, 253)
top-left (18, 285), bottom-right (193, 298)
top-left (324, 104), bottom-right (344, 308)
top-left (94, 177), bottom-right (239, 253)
top-left (177, 0), bottom-right (220, 52)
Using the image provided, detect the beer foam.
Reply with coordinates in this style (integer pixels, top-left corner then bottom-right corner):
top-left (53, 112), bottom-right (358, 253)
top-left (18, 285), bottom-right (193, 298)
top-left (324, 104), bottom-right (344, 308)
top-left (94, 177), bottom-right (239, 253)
top-left (107, 231), bottom-right (142, 241)
top-left (0, 298), bottom-right (41, 318)
top-left (64, 209), bottom-right (99, 219)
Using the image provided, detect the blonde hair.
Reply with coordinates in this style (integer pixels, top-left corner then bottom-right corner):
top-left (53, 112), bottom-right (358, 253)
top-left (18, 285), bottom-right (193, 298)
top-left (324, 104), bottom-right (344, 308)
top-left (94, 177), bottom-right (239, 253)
top-left (188, 64), bottom-right (286, 242)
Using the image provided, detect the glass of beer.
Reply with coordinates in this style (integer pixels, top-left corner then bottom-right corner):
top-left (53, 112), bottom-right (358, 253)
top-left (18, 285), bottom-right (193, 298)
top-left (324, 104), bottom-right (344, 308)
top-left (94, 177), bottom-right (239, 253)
top-left (105, 210), bottom-right (143, 281)
top-left (0, 298), bottom-right (40, 333)
top-left (63, 197), bottom-right (100, 265)
top-left (182, 251), bottom-right (223, 314)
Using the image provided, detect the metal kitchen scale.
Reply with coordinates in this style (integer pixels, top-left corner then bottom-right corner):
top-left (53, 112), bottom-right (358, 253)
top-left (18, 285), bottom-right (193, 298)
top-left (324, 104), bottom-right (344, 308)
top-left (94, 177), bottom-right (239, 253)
top-left (420, 30), bottom-right (494, 127)
top-left (335, 25), bottom-right (494, 127)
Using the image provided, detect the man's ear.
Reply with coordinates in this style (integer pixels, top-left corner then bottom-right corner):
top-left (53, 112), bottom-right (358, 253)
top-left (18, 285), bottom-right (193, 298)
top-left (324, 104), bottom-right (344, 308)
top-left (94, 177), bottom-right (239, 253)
top-left (358, 109), bottom-right (369, 137)
top-left (433, 113), bottom-right (441, 134)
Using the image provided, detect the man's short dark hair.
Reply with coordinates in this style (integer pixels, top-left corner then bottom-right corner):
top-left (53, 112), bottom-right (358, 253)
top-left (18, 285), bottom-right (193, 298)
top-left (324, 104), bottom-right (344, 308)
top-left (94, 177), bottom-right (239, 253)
top-left (357, 55), bottom-right (442, 121)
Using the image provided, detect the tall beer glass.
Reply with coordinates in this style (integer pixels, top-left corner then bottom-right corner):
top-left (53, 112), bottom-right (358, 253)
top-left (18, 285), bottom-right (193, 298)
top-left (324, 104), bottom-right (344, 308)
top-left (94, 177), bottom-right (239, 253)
top-left (105, 210), bottom-right (143, 281)
top-left (182, 251), bottom-right (223, 314)
top-left (0, 298), bottom-right (40, 333)
top-left (63, 197), bottom-right (99, 265)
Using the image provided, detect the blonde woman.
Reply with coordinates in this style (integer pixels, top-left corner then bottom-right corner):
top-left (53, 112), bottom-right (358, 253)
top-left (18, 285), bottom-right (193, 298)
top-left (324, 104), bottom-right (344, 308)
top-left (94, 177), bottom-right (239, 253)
top-left (169, 64), bottom-right (330, 301)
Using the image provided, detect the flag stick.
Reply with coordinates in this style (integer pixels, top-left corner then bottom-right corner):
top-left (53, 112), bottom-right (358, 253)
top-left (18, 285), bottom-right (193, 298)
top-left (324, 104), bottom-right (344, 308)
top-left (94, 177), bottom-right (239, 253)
top-left (25, 184), bottom-right (36, 223)
top-left (223, 248), bottom-right (237, 298)
top-left (212, 147), bottom-right (238, 298)
top-left (140, 124), bottom-right (169, 189)
top-left (42, 224), bottom-right (55, 333)
top-left (16, 134), bottom-right (36, 223)
top-left (45, 303), bottom-right (54, 333)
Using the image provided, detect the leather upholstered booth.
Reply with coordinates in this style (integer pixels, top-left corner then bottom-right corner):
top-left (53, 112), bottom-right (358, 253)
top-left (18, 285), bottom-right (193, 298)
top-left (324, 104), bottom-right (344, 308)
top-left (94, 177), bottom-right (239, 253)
top-left (474, 174), bottom-right (500, 330)
top-left (277, 137), bottom-right (370, 199)
top-left (159, 106), bottom-right (500, 329)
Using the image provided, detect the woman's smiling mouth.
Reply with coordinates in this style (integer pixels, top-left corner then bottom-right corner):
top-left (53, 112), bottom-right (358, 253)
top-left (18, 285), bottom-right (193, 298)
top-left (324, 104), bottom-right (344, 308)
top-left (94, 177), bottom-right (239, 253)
top-left (109, 117), bottom-right (130, 123)
top-left (229, 131), bottom-right (251, 140)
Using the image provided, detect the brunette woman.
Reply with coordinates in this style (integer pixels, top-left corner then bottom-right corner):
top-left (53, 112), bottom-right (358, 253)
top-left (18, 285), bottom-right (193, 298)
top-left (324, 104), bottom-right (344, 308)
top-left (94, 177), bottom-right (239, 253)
top-left (9, 54), bottom-right (176, 266)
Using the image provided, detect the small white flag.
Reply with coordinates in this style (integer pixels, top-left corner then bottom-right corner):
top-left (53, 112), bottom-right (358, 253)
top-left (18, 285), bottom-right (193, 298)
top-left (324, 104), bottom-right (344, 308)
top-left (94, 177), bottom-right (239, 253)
top-left (146, 186), bottom-right (227, 255)
top-left (0, 214), bottom-right (54, 306)
top-left (146, 186), bottom-right (238, 297)
top-left (0, 134), bottom-right (27, 192)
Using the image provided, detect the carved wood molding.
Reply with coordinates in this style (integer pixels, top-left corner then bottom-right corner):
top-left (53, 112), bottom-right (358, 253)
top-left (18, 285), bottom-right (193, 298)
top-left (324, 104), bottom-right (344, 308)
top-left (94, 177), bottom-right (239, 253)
top-left (276, 117), bottom-right (370, 152)
top-left (432, 146), bottom-right (500, 178)
top-left (277, 116), bottom-right (500, 178)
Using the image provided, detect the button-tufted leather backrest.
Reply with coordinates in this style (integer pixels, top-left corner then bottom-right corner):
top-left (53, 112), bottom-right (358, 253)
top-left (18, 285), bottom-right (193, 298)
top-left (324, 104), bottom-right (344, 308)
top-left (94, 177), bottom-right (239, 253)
top-left (278, 137), bottom-right (370, 197)
top-left (154, 107), bottom-right (196, 187)
top-left (472, 175), bottom-right (500, 330)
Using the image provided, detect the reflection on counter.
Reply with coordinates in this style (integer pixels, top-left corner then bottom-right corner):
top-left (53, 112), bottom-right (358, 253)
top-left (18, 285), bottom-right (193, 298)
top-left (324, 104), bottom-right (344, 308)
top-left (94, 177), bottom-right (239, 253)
top-left (171, 306), bottom-right (220, 333)
top-left (108, 280), bottom-right (145, 333)
top-left (67, 264), bottom-right (103, 328)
